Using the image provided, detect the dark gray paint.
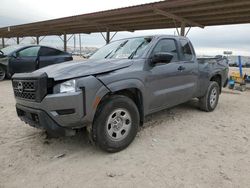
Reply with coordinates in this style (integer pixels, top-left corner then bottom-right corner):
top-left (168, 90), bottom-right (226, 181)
top-left (12, 35), bottom-right (229, 129)
top-left (36, 58), bottom-right (133, 81)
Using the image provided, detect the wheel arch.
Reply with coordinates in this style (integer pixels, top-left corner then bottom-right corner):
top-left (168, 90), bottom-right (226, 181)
top-left (0, 63), bottom-right (7, 80)
top-left (0, 63), bottom-right (7, 70)
top-left (209, 73), bottom-right (222, 93)
top-left (96, 79), bottom-right (146, 125)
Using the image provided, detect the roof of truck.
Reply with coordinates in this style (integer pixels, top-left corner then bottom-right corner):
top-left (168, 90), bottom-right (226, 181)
top-left (108, 35), bottom-right (189, 42)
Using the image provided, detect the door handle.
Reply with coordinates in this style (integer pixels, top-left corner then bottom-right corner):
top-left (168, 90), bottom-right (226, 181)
top-left (178, 66), bottom-right (185, 71)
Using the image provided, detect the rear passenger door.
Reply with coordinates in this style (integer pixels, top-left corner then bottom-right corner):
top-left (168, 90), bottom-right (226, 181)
top-left (38, 47), bottom-right (67, 69)
top-left (178, 39), bottom-right (199, 100)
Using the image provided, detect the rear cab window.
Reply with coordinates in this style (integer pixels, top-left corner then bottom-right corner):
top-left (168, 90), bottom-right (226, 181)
top-left (180, 39), bottom-right (194, 61)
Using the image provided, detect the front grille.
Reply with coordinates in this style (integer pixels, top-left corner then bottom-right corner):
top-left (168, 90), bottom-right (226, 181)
top-left (13, 80), bottom-right (37, 101)
top-left (12, 73), bottom-right (48, 102)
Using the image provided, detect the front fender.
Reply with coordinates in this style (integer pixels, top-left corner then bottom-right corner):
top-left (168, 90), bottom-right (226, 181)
top-left (105, 78), bottom-right (148, 114)
top-left (0, 57), bottom-right (10, 77)
top-left (106, 78), bottom-right (145, 94)
top-left (0, 57), bottom-right (9, 68)
top-left (76, 75), bottom-right (110, 125)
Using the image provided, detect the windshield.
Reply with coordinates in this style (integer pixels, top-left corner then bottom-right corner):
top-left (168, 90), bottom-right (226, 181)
top-left (0, 45), bottom-right (22, 56)
top-left (90, 37), bottom-right (152, 60)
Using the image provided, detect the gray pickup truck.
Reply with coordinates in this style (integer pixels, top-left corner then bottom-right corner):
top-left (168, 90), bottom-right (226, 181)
top-left (12, 35), bottom-right (228, 152)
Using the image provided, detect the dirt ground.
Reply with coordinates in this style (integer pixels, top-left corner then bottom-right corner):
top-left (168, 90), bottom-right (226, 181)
top-left (0, 76), bottom-right (250, 188)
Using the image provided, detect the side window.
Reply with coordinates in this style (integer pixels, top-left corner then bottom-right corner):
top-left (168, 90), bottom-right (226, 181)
top-left (39, 47), bottom-right (64, 56)
top-left (17, 47), bottom-right (40, 57)
top-left (180, 39), bottom-right (194, 61)
top-left (152, 39), bottom-right (178, 62)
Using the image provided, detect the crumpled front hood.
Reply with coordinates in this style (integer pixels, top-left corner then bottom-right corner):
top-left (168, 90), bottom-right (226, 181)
top-left (36, 58), bottom-right (133, 81)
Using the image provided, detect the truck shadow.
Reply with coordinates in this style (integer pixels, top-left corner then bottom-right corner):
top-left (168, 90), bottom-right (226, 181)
top-left (143, 98), bottom-right (200, 128)
top-left (35, 98), bottom-right (201, 154)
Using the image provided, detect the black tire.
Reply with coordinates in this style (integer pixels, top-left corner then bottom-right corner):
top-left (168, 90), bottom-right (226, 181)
top-left (199, 81), bottom-right (220, 112)
top-left (0, 66), bottom-right (6, 81)
top-left (92, 95), bottom-right (139, 153)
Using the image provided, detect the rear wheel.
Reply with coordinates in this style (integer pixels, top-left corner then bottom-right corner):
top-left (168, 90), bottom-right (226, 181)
top-left (199, 81), bottom-right (220, 112)
top-left (0, 66), bottom-right (6, 81)
top-left (92, 95), bottom-right (139, 152)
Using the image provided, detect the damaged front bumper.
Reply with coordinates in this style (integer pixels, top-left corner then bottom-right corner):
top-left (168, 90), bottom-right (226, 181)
top-left (15, 91), bottom-right (85, 136)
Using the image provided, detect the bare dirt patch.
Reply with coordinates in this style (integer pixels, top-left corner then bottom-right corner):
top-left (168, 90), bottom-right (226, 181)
top-left (0, 80), bottom-right (250, 188)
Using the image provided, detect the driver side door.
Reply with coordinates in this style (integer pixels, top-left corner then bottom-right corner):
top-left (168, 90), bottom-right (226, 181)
top-left (145, 38), bottom-right (187, 113)
top-left (9, 46), bottom-right (40, 74)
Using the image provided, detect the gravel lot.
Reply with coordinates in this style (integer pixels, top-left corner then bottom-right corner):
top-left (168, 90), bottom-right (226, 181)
top-left (0, 78), bottom-right (250, 188)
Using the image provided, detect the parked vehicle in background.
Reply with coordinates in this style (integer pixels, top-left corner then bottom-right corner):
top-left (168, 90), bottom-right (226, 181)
top-left (245, 62), bottom-right (250, 68)
top-left (228, 61), bottom-right (238, 67)
top-left (228, 56), bottom-right (250, 67)
top-left (82, 51), bottom-right (96, 59)
top-left (12, 35), bottom-right (228, 152)
top-left (0, 45), bottom-right (73, 80)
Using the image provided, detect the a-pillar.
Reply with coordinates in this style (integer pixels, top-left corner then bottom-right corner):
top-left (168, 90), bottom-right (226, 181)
top-left (17, 37), bottom-right (20, 44)
top-left (63, 33), bottom-right (67, 52)
top-left (79, 34), bottom-right (82, 55)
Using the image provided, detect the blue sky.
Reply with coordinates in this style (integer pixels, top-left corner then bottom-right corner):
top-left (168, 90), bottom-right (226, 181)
top-left (1, 0), bottom-right (250, 56)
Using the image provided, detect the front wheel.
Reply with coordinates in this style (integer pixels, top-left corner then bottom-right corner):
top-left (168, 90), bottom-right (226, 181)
top-left (0, 66), bottom-right (6, 81)
top-left (92, 95), bottom-right (139, 153)
top-left (199, 81), bottom-right (220, 112)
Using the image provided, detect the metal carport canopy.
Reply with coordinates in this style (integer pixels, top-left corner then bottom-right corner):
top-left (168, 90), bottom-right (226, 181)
top-left (0, 0), bottom-right (250, 38)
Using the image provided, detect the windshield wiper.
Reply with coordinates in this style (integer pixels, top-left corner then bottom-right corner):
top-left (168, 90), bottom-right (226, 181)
top-left (105, 40), bottom-right (128, 59)
top-left (104, 50), bottom-right (114, 59)
top-left (0, 50), bottom-right (4, 56)
top-left (128, 40), bottom-right (147, 59)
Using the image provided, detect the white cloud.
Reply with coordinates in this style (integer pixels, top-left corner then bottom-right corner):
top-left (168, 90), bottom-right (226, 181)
top-left (0, 0), bottom-right (159, 20)
top-left (1, 0), bottom-right (250, 56)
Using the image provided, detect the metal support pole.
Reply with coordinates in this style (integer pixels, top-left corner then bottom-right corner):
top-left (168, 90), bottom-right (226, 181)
top-left (63, 33), bottom-right (67, 52)
top-left (36, 36), bottom-right (39, 45)
top-left (17, 37), bottom-right (20, 44)
top-left (2, 38), bottom-right (5, 48)
top-left (185, 27), bottom-right (191, 37)
top-left (238, 56), bottom-right (243, 78)
top-left (73, 34), bottom-right (76, 52)
top-left (79, 34), bottom-right (82, 56)
top-left (106, 29), bottom-right (110, 44)
top-left (180, 22), bottom-right (186, 36)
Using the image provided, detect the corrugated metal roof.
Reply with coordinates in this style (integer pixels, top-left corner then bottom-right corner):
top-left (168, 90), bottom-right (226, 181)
top-left (1, 0), bottom-right (250, 37)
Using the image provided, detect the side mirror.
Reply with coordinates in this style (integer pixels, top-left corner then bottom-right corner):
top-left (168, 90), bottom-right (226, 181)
top-left (12, 53), bottom-right (17, 58)
top-left (151, 52), bottom-right (173, 65)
